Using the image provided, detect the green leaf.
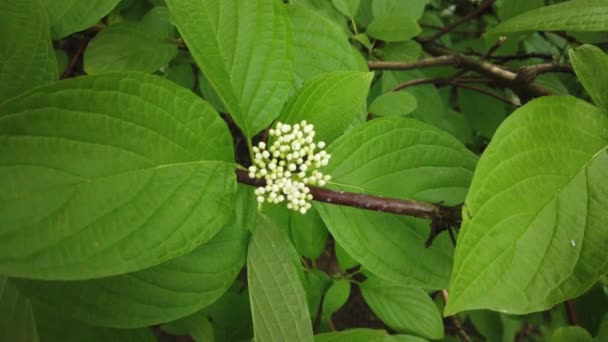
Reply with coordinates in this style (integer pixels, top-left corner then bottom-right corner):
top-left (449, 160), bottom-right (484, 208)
top-left (0, 73), bottom-right (236, 280)
top-left (497, 0), bottom-right (544, 21)
top-left (570, 44), bottom-right (608, 111)
top-left (490, 0), bottom-right (608, 34)
top-left (0, 277), bottom-right (39, 342)
top-left (34, 304), bottom-right (155, 342)
top-left (15, 220), bottom-right (248, 328)
top-left (288, 4), bottom-right (364, 85)
top-left (552, 326), bottom-right (594, 342)
top-left (369, 91), bottom-right (418, 117)
top-left (291, 0), bottom-right (347, 29)
top-left (597, 313), bottom-right (608, 341)
top-left (198, 288), bottom-right (253, 341)
top-left (42, 0), bottom-right (121, 39)
top-left (447, 96), bottom-right (608, 315)
top-left (315, 329), bottom-right (428, 342)
top-left (278, 71), bottom-right (373, 144)
top-left (380, 41), bottom-right (422, 62)
top-left (316, 118), bottom-right (478, 289)
top-left (321, 280), bottom-right (351, 326)
top-left (290, 208), bottom-right (329, 259)
top-left (335, 242), bottom-right (359, 271)
top-left (332, 0), bottom-right (360, 18)
top-left (468, 310), bottom-right (503, 342)
top-left (304, 269), bottom-right (333, 320)
top-left (248, 216), bottom-right (314, 342)
top-left (458, 86), bottom-right (507, 138)
top-left (161, 311), bottom-right (215, 342)
top-left (166, 0), bottom-right (294, 138)
top-left (0, 0), bottom-right (57, 103)
top-left (360, 278), bottom-right (443, 339)
top-left (372, 0), bottom-right (430, 21)
top-left (84, 8), bottom-right (178, 74)
top-left (367, 15), bottom-right (421, 42)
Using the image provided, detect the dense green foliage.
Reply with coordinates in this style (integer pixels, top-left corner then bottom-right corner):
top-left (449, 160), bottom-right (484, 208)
top-left (1, 0), bottom-right (607, 341)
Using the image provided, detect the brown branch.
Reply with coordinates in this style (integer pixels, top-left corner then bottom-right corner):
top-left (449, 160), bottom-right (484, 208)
top-left (236, 169), bottom-right (461, 243)
top-left (565, 300), bottom-right (579, 325)
top-left (419, 0), bottom-right (497, 42)
top-left (441, 290), bottom-right (472, 342)
top-left (61, 38), bottom-right (89, 79)
top-left (416, 42), bottom-right (556, 101)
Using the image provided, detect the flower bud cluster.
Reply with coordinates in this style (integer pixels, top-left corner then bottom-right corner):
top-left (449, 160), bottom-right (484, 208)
top-left (248, 120), bottom-right (331, 214)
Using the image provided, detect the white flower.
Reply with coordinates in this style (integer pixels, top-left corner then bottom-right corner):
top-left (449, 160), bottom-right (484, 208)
top-left (248, 120), bottom-right (332, 214)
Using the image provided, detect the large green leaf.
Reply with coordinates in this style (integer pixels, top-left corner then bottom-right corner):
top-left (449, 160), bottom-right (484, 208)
top-left (166, 0), bottom-right (294, 138)
top-left (552, 327), bottom-right (594, 342)
top-left (288, 4), bottom-right (363, 85)
top-left (315, 329), bottom-right (427, 342)
top-left (316, 118), bottom-right (478, 289)
top-left (84, 7), bottom-right (178, 74)
top-left (369, 91), bottom-right (418, 117)
top-left (0, 73), bottom-right (236, 280)
top-left (34, 304), bottom-right (154, 342)
top-left (490, 0), bottom-right (608, 34)
top-left (497, 0), bottom-right (544, 21)
top-left (0, 277), bottom-right (39, 342)
top-left (570, 44), bottom-right (608, 111)
top-left (360, 278), bottom-right (443, 339)
top-left (447, 96), bottom-right (608, 315)
top-left (248, 216), bottom-right (314, 342)
top-left (42, 0), bottom-right (121, 39)
top-left (278, 71), bottom-right (373, 144)
top-left (372, 0), bottom-right (430, 21)
top-left (366, 15), bottom-right (420, 42)
top-left (332, 0), bottom-right (360, 18)
top-left (290, 207), bottom-right (329, 259)
top-left (15, 220), bottom-right (248, 328)
top-left (0, 0), bottom-right (57, 103)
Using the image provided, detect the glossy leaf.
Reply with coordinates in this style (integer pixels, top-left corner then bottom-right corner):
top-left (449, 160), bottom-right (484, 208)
top-left (166, 0), bottom-right (294, 137)
top-left (288, 4), bottom-right (363, 85)
top-left (570, 44), bottom-right (608, 111)
top-left (248, 216), bottom-right (314, 342)
top-left (0, 73), bottom-right (236, 280)
top-left (447, 96), bottom-right (608, 315)
top-left (84, 8), bottom-right (178, 74)
top-left (279, 71), bottom-right (373, 144)
top-left (15, 221), bottom-right (248, 328)
top-left (490, 0), bottom-right (608, 34)
top-left (0, 0), bottom-right (57, 102)
top-left (316, 118), bottom-right (477, 289)
top-left (366, 15), bottom-right (421, 42)
top-left (369, 91), bottom-right (418, 117)
top-left (360, 278), bottom-right (443, 339)
top-left (0, 277), bottom-right (39, 342)
top-left (42, 0), bottom-right (121, 39)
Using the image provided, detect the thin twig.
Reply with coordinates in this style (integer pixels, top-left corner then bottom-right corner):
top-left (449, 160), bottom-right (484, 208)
top-left (452, 82), bottom-right (520, 107)
top-left (419, 0), bottom-right (497, 42)
top-left (565, 300), bottom-right (579, 325)
top-left (441, 290), bottom-right (472, 342)
top-left (61, 38), bottom-right (89, 79)
top-left (389, 77), bottom-right (519, 107)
